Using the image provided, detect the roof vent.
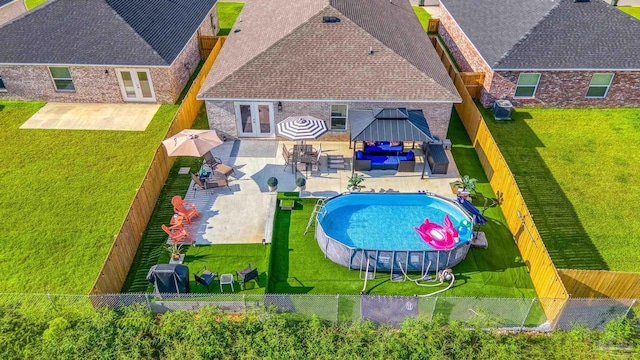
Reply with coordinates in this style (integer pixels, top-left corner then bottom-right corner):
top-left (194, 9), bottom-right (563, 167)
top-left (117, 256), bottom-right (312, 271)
top-left (322, 16), bottom-right (341, 23)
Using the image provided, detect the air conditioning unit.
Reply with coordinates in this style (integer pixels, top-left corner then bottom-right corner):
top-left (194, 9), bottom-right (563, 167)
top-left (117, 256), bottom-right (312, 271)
top-left (493, 100), bottom-right (513, 120)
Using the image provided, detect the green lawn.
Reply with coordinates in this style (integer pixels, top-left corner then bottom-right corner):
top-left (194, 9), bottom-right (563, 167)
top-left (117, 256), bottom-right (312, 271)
top-left (268, 113), bottom-right (537, 299)
top-left (0, 101), bottom-right (176, 293)
top-left (25, 0), bottom-right (46, 10)
top-left (122, 108), bottom-right (269, 294)
top-left (413, 6), bottom-right (432, 32)
top-left (483, 106), bottom-right (640, 272)
top-left (619, 6), bottom-right (640, 19)
top-left (217, 2), bottom-right (244, 36)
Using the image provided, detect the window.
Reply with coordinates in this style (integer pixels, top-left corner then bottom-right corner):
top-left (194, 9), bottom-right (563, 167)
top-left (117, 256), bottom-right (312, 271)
top-left (586, 73), bottom-right (613, 98)
top-left (514, 73), bottom-right (541, 98)
top-left (49, 67), bottom-right (75, 92)
top-left (330, 104), bottom-right (347, 130)
top-left (0, 76), bottom-right (6, 92)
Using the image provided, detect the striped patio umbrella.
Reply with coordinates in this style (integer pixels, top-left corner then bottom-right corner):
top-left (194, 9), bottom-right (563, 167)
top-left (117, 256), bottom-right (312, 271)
top-left (162, 129), bottom-right (223, 157)
top-left (276, 116), bottom-right (328, 141)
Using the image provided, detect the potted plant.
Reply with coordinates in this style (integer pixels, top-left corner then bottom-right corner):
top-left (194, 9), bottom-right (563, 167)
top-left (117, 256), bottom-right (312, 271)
top-left (347, 174), bottom-right (365, 192)
top-left (267, 177), bottom-right (278, 192)
top-left (167, 242), bottom-right (184, 262)
top-left (295, 177), bottom-right (306, 192)
top-left (452, 175), bottom-right (477, 197)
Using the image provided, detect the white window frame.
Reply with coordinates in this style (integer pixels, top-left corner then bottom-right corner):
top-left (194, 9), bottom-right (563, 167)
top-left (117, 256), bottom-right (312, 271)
top-left (585, 73), bottom-right (614, 99)
top-left (329, 104), bottom-right (348, 131)
top-left (513, 73), bottom-right (541, 98)
top-left (0, 76), bottom-right (6, 92)
top-left (48, 66), bottom-right (76, 92)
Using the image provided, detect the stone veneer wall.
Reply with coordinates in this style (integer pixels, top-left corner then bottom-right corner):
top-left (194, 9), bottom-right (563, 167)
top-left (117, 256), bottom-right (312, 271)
top-left (0, 6), bottom-right (218, 104)
top-left (0, 0), bottom-right (26, 26)
top-left (205, 100), bottom-right (453, 141)
top-left (484, 71), bottom-right (640, 108)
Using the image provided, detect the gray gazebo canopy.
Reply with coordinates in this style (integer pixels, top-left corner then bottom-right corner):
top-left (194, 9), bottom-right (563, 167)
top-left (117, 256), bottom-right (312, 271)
top-left (349, 108), bottom-right (434, 142)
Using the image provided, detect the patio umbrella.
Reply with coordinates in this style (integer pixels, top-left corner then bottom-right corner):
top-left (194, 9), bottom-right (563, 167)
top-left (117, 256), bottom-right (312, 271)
top-left (277, 116), bottom-right (328, 141)
top-left (162, 129), bottom-right (223, 157)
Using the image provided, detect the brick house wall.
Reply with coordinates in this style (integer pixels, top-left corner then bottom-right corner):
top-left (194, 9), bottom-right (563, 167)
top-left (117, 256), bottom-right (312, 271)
top-left (0, 0), bottom-right (26, 26)
top-left (205, 100), bottom-right (453, 141)
top-left (485, 71), bottom-right (640, 108)
top-left (0, 5), bottom-right (218, 104)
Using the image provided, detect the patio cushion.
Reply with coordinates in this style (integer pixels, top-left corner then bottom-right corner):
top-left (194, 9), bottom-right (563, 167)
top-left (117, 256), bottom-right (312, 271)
top-left (407, 151), bottom-right (414, 161)
top-left (356, 150), bottom-right (364, 160)
top-left (363, 141), bottom-right (403, 153)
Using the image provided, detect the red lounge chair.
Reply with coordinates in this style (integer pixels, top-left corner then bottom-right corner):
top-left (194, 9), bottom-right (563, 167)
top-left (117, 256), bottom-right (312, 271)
top-left (161, 224), bottom-right (193, 244)
top-left (171, 196), bottom-right (200, 224)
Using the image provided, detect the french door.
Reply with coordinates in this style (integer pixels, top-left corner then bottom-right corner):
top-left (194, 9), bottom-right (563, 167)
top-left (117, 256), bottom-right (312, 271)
top-left (234, 102), bottom-right (274, 137)
top-left (116, 69), bottom-right (156, 102)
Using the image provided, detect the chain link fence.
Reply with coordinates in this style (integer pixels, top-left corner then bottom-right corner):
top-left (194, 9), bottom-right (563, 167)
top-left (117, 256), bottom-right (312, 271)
top-left (0, 293), bottom-right (636, 331)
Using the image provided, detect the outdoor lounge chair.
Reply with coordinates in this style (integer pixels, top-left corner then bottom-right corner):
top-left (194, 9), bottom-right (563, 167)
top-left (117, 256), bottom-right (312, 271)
top-left (203, 152), bottom-right (235, 178)
top-left (282, 144), bottom-right (293, 172)
top-left (161, 224), bottom-right (193, 244)
top-left (194, 268), bottom-right (217, 293)
top-left (190, 173), bottom-right (229, 195)
top-left (236, 263), bottom-right (259, 290)
top-left (171, 196), bottom-right (200, 224)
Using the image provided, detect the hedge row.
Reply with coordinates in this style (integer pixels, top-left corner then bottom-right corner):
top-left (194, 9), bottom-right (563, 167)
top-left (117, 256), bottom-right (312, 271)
top-left (0, 304), bottom-right (637, 359)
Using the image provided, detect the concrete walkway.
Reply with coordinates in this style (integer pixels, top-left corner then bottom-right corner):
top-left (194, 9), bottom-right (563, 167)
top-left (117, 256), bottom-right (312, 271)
top-left (20, 103), bottom-right (160, 131)
top-left (176, 140), bottom-right (462, 246)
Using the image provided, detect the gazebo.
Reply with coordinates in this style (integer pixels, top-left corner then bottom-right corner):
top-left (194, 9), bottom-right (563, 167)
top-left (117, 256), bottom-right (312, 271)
top-left (349, 108), bottom-right (435, 179)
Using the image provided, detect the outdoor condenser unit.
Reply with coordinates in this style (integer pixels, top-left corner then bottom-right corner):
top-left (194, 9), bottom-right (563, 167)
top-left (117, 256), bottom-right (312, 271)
top-left (493, 100), bottom-right (513, 120)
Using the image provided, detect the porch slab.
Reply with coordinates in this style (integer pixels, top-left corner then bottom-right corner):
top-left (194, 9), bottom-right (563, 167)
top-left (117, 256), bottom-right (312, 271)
top-left (20, 103), bottom-right (160, 131)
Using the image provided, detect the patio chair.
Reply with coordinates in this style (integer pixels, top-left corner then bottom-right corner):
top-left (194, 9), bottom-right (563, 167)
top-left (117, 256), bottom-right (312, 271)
top-left (236, 263), bottom-right (259, 290)
top-left (190, 173), bottom-right (229, 195)
top-left (282, 144), bottom-right (293, 172)
top-left (171, 196), bottom-right (200, 224)
top-left (194, 268), bottom-right (218, 293)
top-left (310, 144), bottom-right (322, 173)
top-left (203, 152), bottom-right (235, 178)
top-left (161, 224), bottom-right (193, 244)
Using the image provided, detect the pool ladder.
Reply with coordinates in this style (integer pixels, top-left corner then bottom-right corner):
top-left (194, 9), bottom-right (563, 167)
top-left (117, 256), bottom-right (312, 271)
top-left (304, 198), bottom-right (326, 235)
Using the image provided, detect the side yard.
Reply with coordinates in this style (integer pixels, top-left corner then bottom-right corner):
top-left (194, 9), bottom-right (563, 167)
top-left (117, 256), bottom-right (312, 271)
top-left (483, 106), bottom-right (640, 272)
top-left (0, 101), bottom-right (176, 293)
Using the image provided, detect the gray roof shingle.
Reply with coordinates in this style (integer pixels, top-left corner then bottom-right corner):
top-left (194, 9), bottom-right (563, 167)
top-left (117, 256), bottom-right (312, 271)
top-left (0, 0), bottom-right (216, 66)
top-left (442, 0), bottom-right (640, 70)
top-left (200, 0), bottom-right (460, 102)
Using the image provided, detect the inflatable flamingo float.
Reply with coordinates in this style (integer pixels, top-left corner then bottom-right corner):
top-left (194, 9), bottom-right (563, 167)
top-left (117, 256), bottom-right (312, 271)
top-left (414, 215), bottom-right (459, 250)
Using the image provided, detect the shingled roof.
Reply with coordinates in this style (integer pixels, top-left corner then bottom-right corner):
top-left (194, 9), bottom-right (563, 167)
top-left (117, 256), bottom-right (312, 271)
top-left (0, 0), bottom-right (217, 66)
top-left (199, 0), bottom-right (460, 102)
top-left (441, 0), bottom-right (640, 70)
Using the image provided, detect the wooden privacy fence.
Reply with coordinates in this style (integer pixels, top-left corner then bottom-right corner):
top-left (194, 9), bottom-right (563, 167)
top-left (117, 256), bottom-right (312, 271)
top-left (90, 38), bottom-right (226, 295)
top-left (432, 38), bottom-right (569, 324)
top-left (559, 269), bottom-right (640, 299)
top-left (427, 18), bottom-right (440, 33)
top-left (198, 35), bottom-right (220, 60)
top-left (430, 37), bottom-right (485, 99)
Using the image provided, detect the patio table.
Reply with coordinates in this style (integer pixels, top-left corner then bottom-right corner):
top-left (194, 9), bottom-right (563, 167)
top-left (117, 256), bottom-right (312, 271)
top-left (292, 144), bottom-right (314, 174)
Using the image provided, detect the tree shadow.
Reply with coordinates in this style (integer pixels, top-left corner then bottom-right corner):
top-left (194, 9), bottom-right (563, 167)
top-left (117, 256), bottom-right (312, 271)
top-left (478, 106), bottom-right (609, 270)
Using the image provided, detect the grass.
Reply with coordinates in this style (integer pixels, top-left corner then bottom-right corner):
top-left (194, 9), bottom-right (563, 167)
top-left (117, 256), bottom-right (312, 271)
top-left (482, 105), bottom-right (640, 272)
top-left (122, 108), bottom-right (270, 294)
top-left (413, 6), bottom-right (432, 32)
top-left (217, 2), bottom-right (244, 36)
top-left (619, 6), bottom-right (640, 20)
top-left (0, 101), bottom-right (176, 293)
top-left (268, 113), bottom-right (538, 299)
top-left (25, 0), bottom-right (46, 10)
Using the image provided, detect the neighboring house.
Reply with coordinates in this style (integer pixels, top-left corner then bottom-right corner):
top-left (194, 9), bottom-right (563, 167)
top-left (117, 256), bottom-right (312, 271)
top-left (438, 0), bottom-right (640, 108)
top-left (198, 0), bottom-right (460, 140)
top-left (0, 0), bottom-right (26, 26)
top-left (0, 0), bottom-right (219, 104)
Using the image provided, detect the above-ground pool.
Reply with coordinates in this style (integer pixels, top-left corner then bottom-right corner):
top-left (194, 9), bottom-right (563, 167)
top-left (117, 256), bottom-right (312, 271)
top-left (316, 193), bottom-right (473, 272)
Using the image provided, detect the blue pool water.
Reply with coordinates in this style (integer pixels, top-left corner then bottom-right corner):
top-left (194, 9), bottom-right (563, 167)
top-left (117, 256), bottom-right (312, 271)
top-left (318, 193), bottom-right (472, 251)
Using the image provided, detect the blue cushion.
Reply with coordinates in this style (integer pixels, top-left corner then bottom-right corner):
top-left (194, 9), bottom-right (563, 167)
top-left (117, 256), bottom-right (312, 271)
top-left (356, 150), bottom-right (363, 160)
top-left (407, 151), bottom-right (414, 161)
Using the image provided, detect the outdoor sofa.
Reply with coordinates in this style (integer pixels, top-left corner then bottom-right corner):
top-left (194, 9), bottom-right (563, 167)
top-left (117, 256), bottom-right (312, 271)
top-left (354, 146), bottom-right (416, 172)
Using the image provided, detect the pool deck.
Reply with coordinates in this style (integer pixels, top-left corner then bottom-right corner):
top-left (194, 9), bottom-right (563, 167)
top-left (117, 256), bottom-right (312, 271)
top-left (176, 140), bottom-right (462, 246)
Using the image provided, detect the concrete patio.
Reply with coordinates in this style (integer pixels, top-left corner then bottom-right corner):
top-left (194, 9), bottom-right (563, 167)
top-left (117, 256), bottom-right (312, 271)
top-left (176, 140), bottom-right (461, 246)
top-left (20, 103), bottom-right (160, 131)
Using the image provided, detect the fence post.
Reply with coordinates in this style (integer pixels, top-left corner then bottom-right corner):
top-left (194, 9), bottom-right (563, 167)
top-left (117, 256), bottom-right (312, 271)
top-left (145, 293), bottom-right (151, 311)
top-left (431, 296), bottom-right (438, 321)
top-left (624, 299), bottom-right (637, 318)
top-left (521, 298), bottom-right (537, 331)
top-left (336, 294), bottom-right (340, 322)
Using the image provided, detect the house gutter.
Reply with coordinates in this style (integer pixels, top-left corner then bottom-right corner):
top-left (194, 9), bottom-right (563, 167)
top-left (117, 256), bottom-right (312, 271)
top-left (196, 97), bottom-right (461, 103)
